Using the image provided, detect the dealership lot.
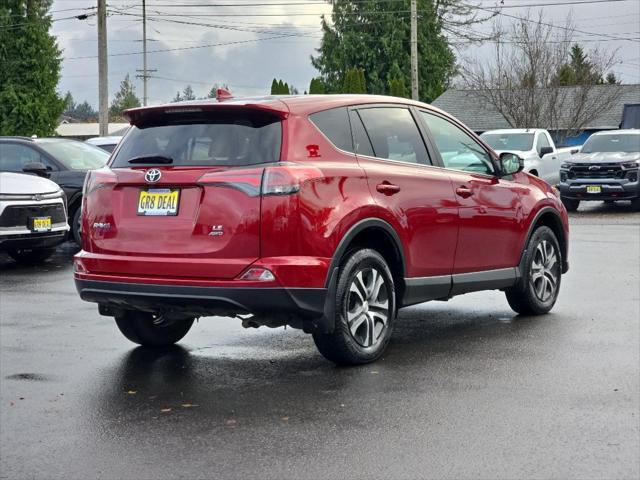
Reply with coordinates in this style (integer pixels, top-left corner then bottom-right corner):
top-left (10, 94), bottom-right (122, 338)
top-left (1, 204), bottom-right (638, 480)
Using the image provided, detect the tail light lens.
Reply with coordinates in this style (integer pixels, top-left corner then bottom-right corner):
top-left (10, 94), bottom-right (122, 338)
top-left (261, 164), bottom-right (323, 196)
top-left (197, 168), bottom-right (264, 197)
top-left (84, 168), bottom-right (118, 197)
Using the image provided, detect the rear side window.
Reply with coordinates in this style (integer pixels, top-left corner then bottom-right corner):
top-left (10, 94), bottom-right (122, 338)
top-left (111, 110), bottom-right (281, 167)
top-left (357, 107), bottom-right (429, 164)
top-left (309, 107), bottom-right (353, 152)
top-left (349, 110), bottom-right (375, 157)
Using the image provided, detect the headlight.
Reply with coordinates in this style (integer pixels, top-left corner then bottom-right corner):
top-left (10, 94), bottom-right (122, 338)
top-left (560, 162), bottom-right (573, 169)
top-left (550, 185), bottom-right (561, 198)
top-left (621, 161), bottom-right (639, 169)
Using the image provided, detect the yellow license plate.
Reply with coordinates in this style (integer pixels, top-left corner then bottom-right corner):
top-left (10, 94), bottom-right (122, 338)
top-left (586, 186), bottom-right (601, 194)
top-left (137, 189), bottom-right (180, 216)
top-left (31, 216), bottom-right (52, 232)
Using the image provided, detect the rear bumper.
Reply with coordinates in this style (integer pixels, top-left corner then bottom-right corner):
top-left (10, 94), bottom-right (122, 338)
top-left (74, 277), bottom-right (327, 320)
top-left (558, 180), bottom-right (639, 201)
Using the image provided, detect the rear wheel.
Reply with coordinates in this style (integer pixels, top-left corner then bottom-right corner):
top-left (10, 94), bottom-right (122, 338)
top-left (114, 311), bottom-right (194, 347)
top-left (505, 226), bottom-right (562, 315)
top-left (313, 248), bottom-right (396, 366)
top-left (561, 196), bottom-right (579, 212)
top-left (7, 248), bottom-right (55, 264)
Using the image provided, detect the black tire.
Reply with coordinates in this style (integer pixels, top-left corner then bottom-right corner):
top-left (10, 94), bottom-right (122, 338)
top-left (114, 311), bottom-right (194, 347)
top-left (7, 248), bottom-right (55, 264)
top-left (71, 207), bottom-right (82, 246)
top-left (312, 248), bottom-right (396, 366)
top-left (631, 198), bottom-right (640, 212)
top-left (505, 226), bottom-right (562, 316)
top-left (561, 196), bottom-right (579, 212)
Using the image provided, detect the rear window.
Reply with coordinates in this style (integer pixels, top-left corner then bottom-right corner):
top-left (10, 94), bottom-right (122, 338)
top-left (480, 133), bottom-right (535, 151)
top-left (111, 110), bottom-right (282, 167)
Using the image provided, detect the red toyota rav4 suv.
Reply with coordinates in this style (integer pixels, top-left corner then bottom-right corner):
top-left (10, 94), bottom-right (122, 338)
top-left (74, 93), bottom-right (569, 365)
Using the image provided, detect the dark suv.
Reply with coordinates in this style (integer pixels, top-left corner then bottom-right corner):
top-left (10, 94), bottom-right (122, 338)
top-left (74, 94), bottom-right (569, 365)
top-left (0, 137), bottom-right (110, 244)
top-left (558, 130), bottom-right (640, 211)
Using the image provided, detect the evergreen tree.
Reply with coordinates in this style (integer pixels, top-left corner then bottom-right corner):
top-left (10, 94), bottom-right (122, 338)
top-left (270, 78), bottom-right (279, 94)
top-left (389, 77), bottom-right (408, 98)
top-left (0, 1), bottom-right (65, 136)
top-left (605, 72), bottom-right (618, 85)
top-left (556, 44), bottom-right (604, 85)
top-left (343, 68), bottom-right (366, 93)
top-left (172, 91), bottom-right (183, 102)
top-left (309, 77), bottom-right (326, 94)
top-left (312, 0), bottom-right (455, 102)
top-left (109, 74), bottom-right (141, 120)
top-left (182, 85), bottom-right (196, 101)
top-left (283, 82), bottom-right (290, 94)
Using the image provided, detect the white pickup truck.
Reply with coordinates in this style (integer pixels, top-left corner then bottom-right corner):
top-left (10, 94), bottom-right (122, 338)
top-left (480, 128), bottom-right (578, 185)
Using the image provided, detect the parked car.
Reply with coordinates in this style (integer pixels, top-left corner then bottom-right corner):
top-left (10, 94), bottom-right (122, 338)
top-left (74, 94), bottom-right (569, 365)
top-left (0, 172), bottom-right (69, 263)
top-left (0, 137), bottom-right (110, 244)
top-left (85, 136), bottom-right (123, 153)
top-left (480, 128), bottom-right (578, 185)
top-left (558, 129), bottom-right (640, 211)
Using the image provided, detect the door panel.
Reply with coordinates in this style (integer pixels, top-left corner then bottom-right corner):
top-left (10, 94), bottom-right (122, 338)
top-left (352, 107), bottom-right (458, 278)
top-left (418, 110), bottom-right (523, 273)
top-left (446, 170), bottom-right (523, 272)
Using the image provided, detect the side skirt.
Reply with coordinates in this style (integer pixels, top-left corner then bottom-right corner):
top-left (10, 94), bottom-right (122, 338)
top-left (402, 267), bottom-right (520, 307)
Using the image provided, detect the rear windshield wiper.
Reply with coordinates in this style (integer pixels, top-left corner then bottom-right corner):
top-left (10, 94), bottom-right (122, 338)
top-left (127, 155), bottom-right (173, 164)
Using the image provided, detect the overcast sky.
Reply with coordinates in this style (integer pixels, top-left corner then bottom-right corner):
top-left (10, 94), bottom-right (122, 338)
top-left (51, 0), bottom-right (640, 107)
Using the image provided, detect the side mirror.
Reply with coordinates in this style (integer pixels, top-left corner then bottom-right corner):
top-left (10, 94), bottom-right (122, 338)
top-left (22, 162), bottom-right (50, 178)
top-left (499, 152), bottom-right (524, 176)
top-left (570, 148), bottom-right (579, 155)
top-left (539, 146), bottom-right (554, 157)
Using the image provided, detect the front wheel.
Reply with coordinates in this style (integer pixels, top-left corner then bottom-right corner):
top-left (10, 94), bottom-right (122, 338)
top-left (313, 248), bottom-right (396, 366)
top-left (561, 196), bottom-right (579, 212)
top-left (7, 248), bottom-right (55, 264)
top-left (505, 226), bottom-right (562, 316)
top-left (71, 207), bottom-right (82, 246)
top-left (631, 198), bottom-right (640, 212)
top-left (114, 311), bottom-right (194, 347)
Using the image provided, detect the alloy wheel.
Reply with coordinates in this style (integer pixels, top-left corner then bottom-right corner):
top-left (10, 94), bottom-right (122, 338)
top-left (530, 240), bottom-right (559, 302)
top-left (346, 268), bottom-right (389, 348)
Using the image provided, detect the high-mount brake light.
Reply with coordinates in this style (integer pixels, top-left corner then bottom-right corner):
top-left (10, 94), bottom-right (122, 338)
top-left (261, 165), bottom-right (323, 196)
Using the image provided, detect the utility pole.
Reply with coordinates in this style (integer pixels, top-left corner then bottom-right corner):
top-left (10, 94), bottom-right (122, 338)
top-left (136, 0), bottom-right (156, 106)
top-left (410, 0), bottom-right (419, 101)
top-left (98, 0), bottom-right (108, 136)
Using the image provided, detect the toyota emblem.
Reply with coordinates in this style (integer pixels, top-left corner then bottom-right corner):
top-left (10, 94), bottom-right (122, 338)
top-left (144, 169), bottom-right (162, 183)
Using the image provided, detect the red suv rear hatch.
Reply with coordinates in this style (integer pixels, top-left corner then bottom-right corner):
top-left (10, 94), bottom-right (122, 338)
top-left (81, 106), bottom-right (283, 280)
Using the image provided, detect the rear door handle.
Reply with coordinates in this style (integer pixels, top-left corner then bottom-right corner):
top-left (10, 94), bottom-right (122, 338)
top-left (455, 186), bottom-right (473, 198)
top-left (376, 182), bottom-right (401, 196)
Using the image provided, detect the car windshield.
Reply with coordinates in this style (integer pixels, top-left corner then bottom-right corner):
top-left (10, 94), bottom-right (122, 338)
top-left (480, 133), bottom-right (535, 151)
top-left (581, 134), bottom-right (640, 153)
top-left (111, 110), bottom-right (282, 168)
top-left (37, 140), bottom-right (110, 170)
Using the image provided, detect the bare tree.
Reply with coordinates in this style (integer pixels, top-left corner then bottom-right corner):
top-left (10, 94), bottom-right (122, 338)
top-left (459, 11), bottom-right (623, 141)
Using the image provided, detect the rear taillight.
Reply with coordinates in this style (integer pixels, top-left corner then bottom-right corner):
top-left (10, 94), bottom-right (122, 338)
top-left (261, 165), bottom-right (323, 196)
top-left (198, 168), bottom-right (263, 197)
top-left (84, 168), bottom-right (118, 197)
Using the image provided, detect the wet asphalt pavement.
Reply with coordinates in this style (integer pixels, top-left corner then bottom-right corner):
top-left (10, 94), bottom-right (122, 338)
top-left (1, 202), bottom-right (639, 480)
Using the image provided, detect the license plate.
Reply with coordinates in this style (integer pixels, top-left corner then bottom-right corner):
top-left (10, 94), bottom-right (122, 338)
top-left (137, 189), bottom-right (180, 216)
top-left (586, 186), bottom-right (601, 194)
top-left (31, 216), bottom-right (52, 232)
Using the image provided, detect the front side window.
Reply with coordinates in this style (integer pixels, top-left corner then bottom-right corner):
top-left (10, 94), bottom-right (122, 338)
top-left (536, 133), bottom-right (551, 156)
top-left (0, 143), bottom-right (43, 172)
top-left (421, 112), bottom-right (495, 175)
top-left (357, 107), bottom-right (429, 165)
